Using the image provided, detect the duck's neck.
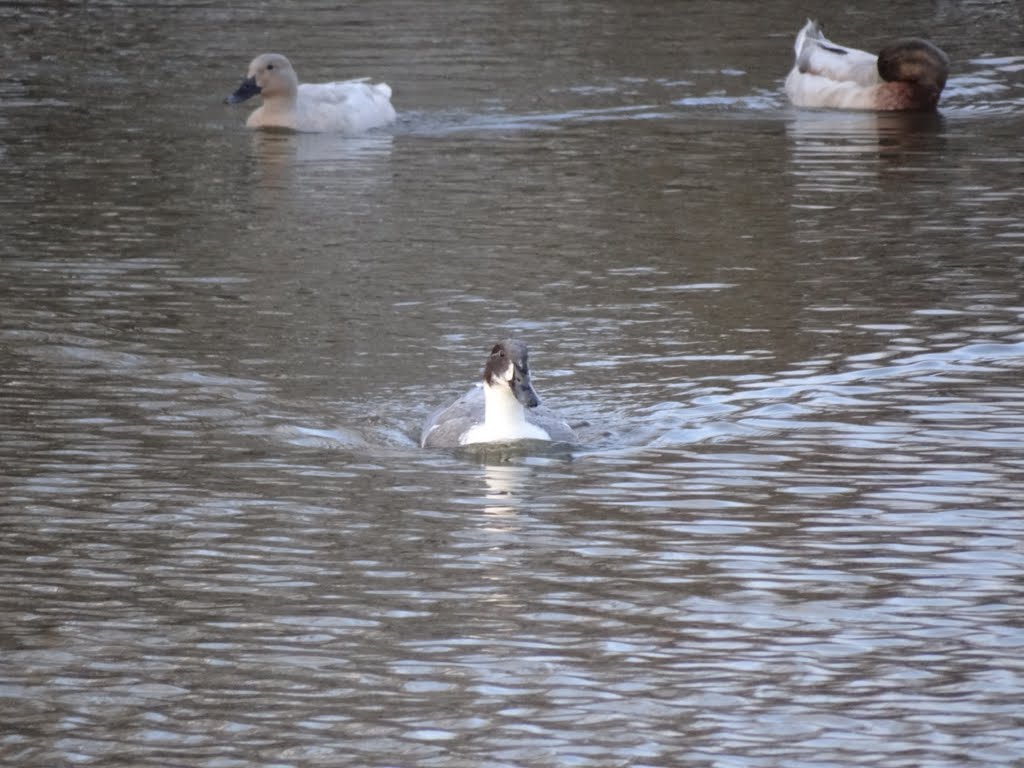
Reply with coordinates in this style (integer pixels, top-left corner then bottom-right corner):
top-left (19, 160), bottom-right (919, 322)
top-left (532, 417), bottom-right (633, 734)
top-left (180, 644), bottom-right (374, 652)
top-left (461, 382), bottom-right (549, 445)
top-left (263, 89), bottom-right (298, 112)
top-left (876, 80), bottom-right (941, 111)
top-left (483, 382), bottom-right (530, 432)
top-left (260, 73), bottom-right (299, 110)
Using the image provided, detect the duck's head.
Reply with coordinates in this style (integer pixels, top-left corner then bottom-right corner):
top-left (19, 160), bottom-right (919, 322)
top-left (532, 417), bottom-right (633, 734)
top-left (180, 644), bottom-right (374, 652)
top-left (482, 339), bottom-right (540, 408)
top-left (877, 38), bottom-right (950, 100)
top-left (225, 53), bottom-right (298, 104)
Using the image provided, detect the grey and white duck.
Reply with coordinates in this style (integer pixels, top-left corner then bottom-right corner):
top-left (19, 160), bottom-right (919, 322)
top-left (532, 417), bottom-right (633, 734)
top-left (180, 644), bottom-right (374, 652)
top-left (420, 339), bottom-right (577, 449)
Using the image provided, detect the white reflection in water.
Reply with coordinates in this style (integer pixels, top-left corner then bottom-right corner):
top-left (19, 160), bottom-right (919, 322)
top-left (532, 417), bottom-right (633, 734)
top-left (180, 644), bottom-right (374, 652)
top-left (482, 462), bottom-right (531, 517)
top-left (786, 109), bottom-right (947, 204)
top-left (245, 130), bottom-right (395, 200)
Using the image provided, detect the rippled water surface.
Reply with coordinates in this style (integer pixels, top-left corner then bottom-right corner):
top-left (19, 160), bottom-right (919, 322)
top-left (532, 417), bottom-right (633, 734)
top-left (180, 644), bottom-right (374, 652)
top-left (3, 1), bottom-right (1024, 766)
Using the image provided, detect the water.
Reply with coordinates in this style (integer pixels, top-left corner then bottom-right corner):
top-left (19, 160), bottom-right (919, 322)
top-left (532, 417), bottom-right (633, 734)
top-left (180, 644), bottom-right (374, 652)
top-left (3, 1), bottom-right (1024, 766)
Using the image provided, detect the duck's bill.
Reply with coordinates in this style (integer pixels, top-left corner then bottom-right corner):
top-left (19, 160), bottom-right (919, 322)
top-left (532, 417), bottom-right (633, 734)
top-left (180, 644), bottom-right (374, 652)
top-left (224, 76), bottom-right (261, 104)
top-left (510, 368), bottom-right (540, 408)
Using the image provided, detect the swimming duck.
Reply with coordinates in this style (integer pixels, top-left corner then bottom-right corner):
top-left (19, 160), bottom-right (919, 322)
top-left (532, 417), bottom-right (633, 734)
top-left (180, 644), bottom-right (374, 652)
top-left (225, 53), bottom-right (396, 133)
top-left (784, 20), bottom-right (949, 111)
top-left (420, 339), bottom-right (577, 448)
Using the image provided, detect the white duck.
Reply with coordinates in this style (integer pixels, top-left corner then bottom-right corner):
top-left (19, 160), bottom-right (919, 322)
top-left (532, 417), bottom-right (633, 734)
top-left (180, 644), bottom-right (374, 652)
top-left (420, 339), bottom-right (578, 449)
top-left (784, 20), bottom-right (949, 111)
top-left (225, 53), bottom-right (396, 133)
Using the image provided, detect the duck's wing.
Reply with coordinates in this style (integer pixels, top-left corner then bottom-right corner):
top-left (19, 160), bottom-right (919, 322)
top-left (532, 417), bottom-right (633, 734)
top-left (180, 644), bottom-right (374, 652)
top-left (527, 404), bottom-right (578, 444)
top-left (298, 79), bottom-right (393, 105)
top-left (794, 19), bottom-right (879, 86)
top-left (288, 82), bottom-right (393, 133)
top-left (295, 80), bottom-right (396, 133)
top-left (420, 386), bottom-right (484, 448)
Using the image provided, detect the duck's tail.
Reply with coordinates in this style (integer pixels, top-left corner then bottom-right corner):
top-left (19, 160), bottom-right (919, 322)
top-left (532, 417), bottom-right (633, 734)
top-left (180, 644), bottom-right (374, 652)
top-left (793, 19), bottom-right (822, 58)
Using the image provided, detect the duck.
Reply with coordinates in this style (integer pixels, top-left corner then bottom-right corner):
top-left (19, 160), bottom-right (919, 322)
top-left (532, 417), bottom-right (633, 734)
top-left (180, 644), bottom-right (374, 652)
top-left (420, 339), bottom-right (578, 449)
top-left (784, 19), bottom-right (949, 111)
top-left (224, 53), bottom-right (396, 133)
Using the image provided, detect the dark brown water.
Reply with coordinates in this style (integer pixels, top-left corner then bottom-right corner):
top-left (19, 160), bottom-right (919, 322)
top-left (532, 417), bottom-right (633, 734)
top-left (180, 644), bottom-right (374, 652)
top-left (3, 1), bottom-right (1023, 766)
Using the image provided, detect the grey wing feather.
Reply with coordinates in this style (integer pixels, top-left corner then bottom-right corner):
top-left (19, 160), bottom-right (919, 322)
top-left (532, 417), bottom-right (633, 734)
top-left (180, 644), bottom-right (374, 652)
top-left (420, 386), bottom-right (484, 448)
top-left (528, 406), bottom-right (578, 443)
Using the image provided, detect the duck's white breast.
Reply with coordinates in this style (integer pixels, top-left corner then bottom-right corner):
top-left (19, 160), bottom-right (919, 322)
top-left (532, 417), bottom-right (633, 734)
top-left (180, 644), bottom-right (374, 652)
top-left (460, 419), bottom-right (550, 446)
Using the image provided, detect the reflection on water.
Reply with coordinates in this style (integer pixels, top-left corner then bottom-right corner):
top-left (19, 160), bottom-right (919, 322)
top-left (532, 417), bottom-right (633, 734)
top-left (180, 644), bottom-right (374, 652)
top-left (787, 109), bottom-right (946, 156)
top-left (247, 130), bottom-right (395, 180)
top-left (3, 1), bottom-right (1024, 766)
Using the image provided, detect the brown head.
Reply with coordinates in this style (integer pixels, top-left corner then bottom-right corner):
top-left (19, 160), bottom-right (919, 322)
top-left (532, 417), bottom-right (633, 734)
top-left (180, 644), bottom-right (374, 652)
top-left (876, 38), bottom-right (949, 109)
top-left (482, 339), bottom-right (540, 408)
